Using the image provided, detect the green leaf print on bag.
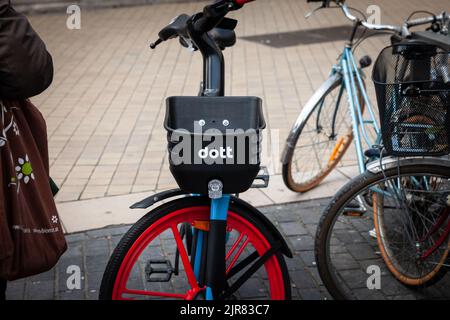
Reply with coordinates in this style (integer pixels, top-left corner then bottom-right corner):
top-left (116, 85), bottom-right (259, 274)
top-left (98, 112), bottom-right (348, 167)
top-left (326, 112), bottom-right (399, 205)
top-left (15, 155), bottom-right (35, 184)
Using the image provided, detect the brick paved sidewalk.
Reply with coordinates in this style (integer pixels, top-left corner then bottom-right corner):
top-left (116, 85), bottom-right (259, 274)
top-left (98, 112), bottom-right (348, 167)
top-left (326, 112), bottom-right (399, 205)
top-left (23, 0), bottom-right (449, 232)
top-left (28, 0), bottom-right (447, 203)
top-left (5, 199), bottom-right (450, 300)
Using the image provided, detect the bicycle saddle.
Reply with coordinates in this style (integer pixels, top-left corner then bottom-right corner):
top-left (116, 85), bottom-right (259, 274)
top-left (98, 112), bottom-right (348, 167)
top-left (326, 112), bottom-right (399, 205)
top-left (209, 28), bottom-right (236, 49)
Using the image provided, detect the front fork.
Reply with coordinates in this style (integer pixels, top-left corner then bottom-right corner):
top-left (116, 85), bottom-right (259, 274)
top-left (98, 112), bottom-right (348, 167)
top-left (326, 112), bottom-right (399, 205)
top-left (205, 195), bottom-right (230, 300)
top-left (190, 180), bottom-right (230, 300)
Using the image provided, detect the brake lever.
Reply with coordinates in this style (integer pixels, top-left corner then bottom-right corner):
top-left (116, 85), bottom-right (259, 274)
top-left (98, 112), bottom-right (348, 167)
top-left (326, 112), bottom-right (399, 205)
top-left (150, 38), bottom-right (163, 49)
top-left (179, 36), bottom-right (197, 52)
top-left (305, 4), bottom-right (325, 19)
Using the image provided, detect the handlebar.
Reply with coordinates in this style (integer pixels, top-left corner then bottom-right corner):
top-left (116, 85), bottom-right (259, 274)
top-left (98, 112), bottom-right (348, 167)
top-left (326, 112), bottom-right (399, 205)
top-left (339, 3), bottom-right (401, 33)
top-left (150, 0), bottom-right (254, 49)
top-left (308, 0), bottom-right (449, 38)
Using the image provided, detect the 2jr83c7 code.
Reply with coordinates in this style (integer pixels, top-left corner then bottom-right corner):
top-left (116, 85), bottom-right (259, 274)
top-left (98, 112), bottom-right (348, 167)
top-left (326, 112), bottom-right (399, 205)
top-left (179, 304), bottom-right (270, 318)
top-left (223, 304), bottom-right (270, 317)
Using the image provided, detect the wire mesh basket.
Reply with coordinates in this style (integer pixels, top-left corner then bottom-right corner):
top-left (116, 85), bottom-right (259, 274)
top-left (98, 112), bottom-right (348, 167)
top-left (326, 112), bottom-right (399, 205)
top-left (372, 42), bottom-right (450, 156)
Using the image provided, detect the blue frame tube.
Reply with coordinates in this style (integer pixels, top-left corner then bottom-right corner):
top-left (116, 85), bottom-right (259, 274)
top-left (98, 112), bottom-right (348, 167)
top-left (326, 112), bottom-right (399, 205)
top-left (193, 230), bottom-right (204, 279)
top-left (210, 195), bottom-right (231, 220)
top-left (345, 50), bottom-right (373, 149)
top-left (341, 51), bottom-right (366, 174)
top-left (347, 49), bottom-right (381, 135)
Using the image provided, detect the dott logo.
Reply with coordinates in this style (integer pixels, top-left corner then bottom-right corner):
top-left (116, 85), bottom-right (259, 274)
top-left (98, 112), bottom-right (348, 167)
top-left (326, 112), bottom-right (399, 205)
top-left (198, 146), bottom-right (233, 159)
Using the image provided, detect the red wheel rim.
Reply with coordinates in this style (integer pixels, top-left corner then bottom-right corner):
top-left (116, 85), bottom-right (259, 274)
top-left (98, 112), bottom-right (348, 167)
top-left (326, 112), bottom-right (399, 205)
top-left (112, 206), bottom-right (287, 300)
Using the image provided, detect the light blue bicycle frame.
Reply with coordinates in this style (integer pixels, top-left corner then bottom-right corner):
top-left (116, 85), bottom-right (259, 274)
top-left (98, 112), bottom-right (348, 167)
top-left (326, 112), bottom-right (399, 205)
top-left (338, 46), bottom-right (382, 173)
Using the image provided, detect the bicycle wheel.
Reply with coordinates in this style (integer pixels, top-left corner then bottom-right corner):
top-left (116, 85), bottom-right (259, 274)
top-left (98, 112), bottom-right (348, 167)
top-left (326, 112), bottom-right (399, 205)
top-left (99, 196), bottom-right (291, 300)
top-left (282, 76), bottom-right (364, 193)
top-left (315, 161), bottom-right (450, 300)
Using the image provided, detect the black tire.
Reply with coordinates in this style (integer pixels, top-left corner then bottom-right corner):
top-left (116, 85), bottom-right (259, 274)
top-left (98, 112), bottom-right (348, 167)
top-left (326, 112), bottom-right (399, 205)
top-left (99, 196), bottom-right (291, 300)
top-left (282, 77), bottom-right (364, 193)
top-left (315, 162), bottom-right (450, 300)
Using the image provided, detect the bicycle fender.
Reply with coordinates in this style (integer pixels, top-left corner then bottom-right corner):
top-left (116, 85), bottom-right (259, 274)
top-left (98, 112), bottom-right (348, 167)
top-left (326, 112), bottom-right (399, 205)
top-left (130, 188), bottom-right (188, 209)
top-left (366, 155), bottom-right (450, 174)
top-left (281, 73), bottom-right (342, 165)
top-left (130, 191), bottom-right (293, 258)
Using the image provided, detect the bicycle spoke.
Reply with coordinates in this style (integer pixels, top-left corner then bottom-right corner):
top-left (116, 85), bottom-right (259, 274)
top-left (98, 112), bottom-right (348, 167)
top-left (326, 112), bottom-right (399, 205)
top-left (226, 233), bottom-right (245, 261)
top-left (171, 225), bottom-right (199, 290)
top-left (226, 237), bottom-right (250, 274)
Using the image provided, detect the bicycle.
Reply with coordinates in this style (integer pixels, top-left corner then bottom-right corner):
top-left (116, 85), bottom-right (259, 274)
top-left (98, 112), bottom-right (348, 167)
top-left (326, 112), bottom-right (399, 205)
top-left (313, 1), bottom-right (450, 299)
top-left (281, 0), bottom-right (386, 193)
top-left (99, 0), bottom-right (293, 300)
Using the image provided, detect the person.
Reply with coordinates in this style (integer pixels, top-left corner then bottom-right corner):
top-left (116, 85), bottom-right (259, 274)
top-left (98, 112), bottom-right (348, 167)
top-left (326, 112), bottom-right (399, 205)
top-left (0, 279), bottom-right (5, 300)
top-left (0, 0), bottom-right (55, 300)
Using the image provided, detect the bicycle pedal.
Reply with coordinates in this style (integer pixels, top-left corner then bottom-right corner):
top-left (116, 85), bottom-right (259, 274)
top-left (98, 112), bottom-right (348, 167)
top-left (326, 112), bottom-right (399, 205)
top-left (343, 201), bottom-right (366, 217)
top-left (145, 259), bottom-right (174, 282)
top-left (251, 166), bottom-right (269, 188)
top-left (343, 210), bottom-right (365, 217)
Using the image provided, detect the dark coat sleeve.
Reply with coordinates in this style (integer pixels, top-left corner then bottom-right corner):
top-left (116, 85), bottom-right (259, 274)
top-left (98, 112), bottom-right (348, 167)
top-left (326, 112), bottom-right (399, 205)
top-left (0, 0), bottom-right (53, 99)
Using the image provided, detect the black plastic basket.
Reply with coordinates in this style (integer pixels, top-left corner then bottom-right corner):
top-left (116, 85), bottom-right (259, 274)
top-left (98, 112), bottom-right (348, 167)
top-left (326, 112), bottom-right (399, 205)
top-left (372, 42), bottom-right (450, 156)
top-left (164, 96), bottom-right (265, 194)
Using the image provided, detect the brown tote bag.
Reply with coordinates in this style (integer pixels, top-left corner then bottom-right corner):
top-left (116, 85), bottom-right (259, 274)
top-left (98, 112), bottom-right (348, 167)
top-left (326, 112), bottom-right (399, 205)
top-left (0, 99), bottom-right (66, 280)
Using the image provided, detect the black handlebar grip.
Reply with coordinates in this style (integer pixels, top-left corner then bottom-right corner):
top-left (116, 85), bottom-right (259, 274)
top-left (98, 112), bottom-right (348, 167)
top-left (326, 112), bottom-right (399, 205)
top-left (192, 1), bottom-right (231, 33)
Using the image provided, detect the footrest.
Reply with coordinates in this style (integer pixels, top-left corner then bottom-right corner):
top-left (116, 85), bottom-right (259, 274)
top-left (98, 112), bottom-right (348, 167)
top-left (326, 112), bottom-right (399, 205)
top-left (343, 199), bottom-right (366, 217)
top-left (251, 166), bottom-right (270, 189)
top-left (145, 259), bottom-right (174, 282)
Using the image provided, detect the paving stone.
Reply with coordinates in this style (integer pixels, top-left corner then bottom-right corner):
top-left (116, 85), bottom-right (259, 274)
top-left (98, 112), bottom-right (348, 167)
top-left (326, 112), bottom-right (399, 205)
top-left (236, 278), bottom-right (270, 299)
top-left (288, 235), bottom-right (315, 252)
top-left (285, 256), bottom-right (306, 272)
top-left (5, 281), bottom-right (25, 300)
top-left (290, 269), bottom-right (318, 289)
top-left (86, 255), bottom-right (110, 273)
top-left (307, 267), bottom-right (324, 287)
top-left (85, 239), bottom-right (110, 257)
top-left (28, 268), bottom-right (56, 282)
top-left (345, 243), bottom-right (378, 261)
top-left (279, 222), bottom-right (309, 236)
top-left (299, 250), bottom-right (316, 268)
top-left (65, 232), bottom-right (86, 243)
top-left (337, 269), bottom-right (370, 290)
top-left (86, 225), bottom-right (131, 238)
top-left (298, 211), bottom-right (322, 225)
top-left (58, 289), bottom-right (85, 300)
top-left (332, 253), bottom-right (360, 271)
top-left (63, 243), bottom-right (83, 258)
top-left (24, 280), bottom-right (55, 300)
top-left (87, 272), bottom-right (105, 300)
top-left (304, 224), bottom-right (318, 236)
top-left (298, 288), bottom-right (323, 300)
top-left (379, 276), bottom-right (413, 297)
top-left (387, 294), bottom-right (417, 300)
